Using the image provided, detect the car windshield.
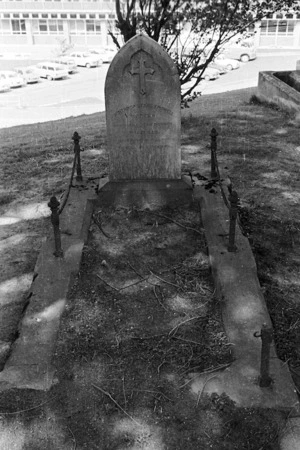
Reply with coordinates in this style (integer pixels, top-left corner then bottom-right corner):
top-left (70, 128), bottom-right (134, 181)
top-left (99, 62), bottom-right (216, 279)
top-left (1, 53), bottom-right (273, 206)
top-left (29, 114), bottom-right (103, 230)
top-left (83, 53), bottom-right (90, 57)
top-left (9, 73), bottom-right (17, 78)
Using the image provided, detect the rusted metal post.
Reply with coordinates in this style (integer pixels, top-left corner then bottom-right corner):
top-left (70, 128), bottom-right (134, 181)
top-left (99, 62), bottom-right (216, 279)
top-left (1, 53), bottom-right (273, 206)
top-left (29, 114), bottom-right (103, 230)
top-left (254, 323), bottom-right (273, 387)
top-left (48, 196), bottom-right (63, 258)
top-left (228, 190), bottom-right (239, 252)
top-left (72, 131), bottom-right (82, 181)
top-left (210, 128), bottom-right (218, 179)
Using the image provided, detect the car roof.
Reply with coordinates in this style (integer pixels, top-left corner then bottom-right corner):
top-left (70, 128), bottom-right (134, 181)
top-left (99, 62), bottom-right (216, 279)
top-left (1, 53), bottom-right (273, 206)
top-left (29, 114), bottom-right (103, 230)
top-left (0, 70), bottom-right (17, 75)
top-left (37, 61), bottom-right (65, 68)
top-left (15, 66), bottom-right (35, 71)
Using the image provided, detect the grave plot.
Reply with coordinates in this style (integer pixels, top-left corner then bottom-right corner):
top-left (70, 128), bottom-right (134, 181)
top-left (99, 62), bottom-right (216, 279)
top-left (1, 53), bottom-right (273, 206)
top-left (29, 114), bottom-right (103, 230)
top-left (54, 204), bottom-right (235, 449)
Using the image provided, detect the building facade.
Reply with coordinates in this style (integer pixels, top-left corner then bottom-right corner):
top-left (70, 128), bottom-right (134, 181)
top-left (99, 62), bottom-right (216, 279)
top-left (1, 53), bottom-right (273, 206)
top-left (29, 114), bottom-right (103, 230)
top-left (0, 0), bottom-right (300, 50)
top-left (256, 8), bottom-right (300, 48)
top-left (0, 0), bottom-right (118, 49)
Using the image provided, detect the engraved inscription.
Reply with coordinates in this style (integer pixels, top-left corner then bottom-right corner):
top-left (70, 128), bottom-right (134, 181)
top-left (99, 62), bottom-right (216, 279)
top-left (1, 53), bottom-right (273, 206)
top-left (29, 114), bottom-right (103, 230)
top-left (113, 104), bottom-right (174, 153)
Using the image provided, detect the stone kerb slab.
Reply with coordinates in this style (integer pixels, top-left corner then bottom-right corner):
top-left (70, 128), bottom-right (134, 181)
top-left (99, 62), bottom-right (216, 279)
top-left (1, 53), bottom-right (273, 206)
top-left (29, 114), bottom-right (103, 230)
top-left (105, 33), bottom-right (181, 181)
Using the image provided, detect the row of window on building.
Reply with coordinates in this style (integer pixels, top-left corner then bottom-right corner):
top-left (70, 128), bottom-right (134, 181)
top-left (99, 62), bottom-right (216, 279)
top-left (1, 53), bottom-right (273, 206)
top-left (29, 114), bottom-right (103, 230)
top-left (0, 12), bottom-right (115, 19)
top-left (0, 18), bottom-right (113, 34)
top-left (0, 0), bottom-right (107, 2)
top-left (0, 18), bottom-right (298, 37)
top-left (261, 19), bottom-right (297, 36)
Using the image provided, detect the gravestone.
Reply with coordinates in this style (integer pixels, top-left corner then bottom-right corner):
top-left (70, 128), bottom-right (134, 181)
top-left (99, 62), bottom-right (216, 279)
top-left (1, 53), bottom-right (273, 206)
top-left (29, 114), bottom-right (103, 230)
top-left (105, 33), bottom-right (181, 181)
top-left (98, 33), bottom-right (191, 209)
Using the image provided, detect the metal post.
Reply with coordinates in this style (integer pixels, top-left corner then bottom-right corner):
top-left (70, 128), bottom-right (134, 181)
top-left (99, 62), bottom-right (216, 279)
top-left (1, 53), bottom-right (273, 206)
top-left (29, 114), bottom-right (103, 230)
top-left (254, 323), bottom-right (273, 387)
top-left (48, 196), bottom-right (63, 258)
top-left (72, 131), bottom-right (82, 181)
top-left (228, 190), bottom-right (239, 252)
top-left (210, 128), bottom-right (218, 179)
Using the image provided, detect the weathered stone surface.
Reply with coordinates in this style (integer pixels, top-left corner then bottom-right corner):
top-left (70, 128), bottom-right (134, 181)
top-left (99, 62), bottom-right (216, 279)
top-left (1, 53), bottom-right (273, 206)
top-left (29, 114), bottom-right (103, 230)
top-left (288, 71), bottom-right (300, 92)
top-left (97, 179), bottom-right (192, 209)
top-left (257, 71), bottom-right (300, 114)
top-left (105, 33), bottom-right (181, 181)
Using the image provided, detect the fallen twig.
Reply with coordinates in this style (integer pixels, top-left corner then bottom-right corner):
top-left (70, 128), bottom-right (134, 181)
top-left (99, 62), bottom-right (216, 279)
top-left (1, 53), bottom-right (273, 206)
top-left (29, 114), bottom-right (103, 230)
top-left (131, 333), bottom-right (166, 340)
top-left (145, 210), bottom-right (204, 235)
top-left (96, 274), bottom-right (120, 291)
top-left (122, 375), bottom-right (127, 410)
top-left (179, 363), bottom-right (231, 388)
top-left (196, 374), bottom-right (218, 406)
top-left (133, 389), bottom-right (172, 402)
top-left (92, 383), bottom-right (141, 426)
top-left (68, 426), bottom-right (77, 450)
top-left (153, 286), bottom-right (169, 312)
top-left (172, 336), bottom-right (202, 346)
top-left (0, 396), bottom-right (57, 415)
top-left (92, 213), bottom-right (112, 239)
top-left (127, 262), bottom-right (145, 279)
top-left (168, 315), bottom-right (201, 336)
top-left (118, 278), bottom-right (146, 291)
top-left (150, 270), bottom-right (181, 290)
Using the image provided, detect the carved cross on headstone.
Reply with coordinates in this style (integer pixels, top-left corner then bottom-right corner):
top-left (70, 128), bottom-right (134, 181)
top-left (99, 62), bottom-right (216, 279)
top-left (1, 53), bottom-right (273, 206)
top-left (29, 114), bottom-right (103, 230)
top-left (129, 56), bottom-right (155, 95)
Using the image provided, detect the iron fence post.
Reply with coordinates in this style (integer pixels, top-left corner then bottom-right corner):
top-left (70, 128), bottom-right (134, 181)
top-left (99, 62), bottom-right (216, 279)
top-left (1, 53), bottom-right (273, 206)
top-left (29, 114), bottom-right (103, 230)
top-left (254, 323), bottom-right (273, 387)
top-left (48, 196), bottom-right (63, 258)
top-left (210, 128), bottom-right (218, 179)
top-left (72, 131), bottom-right (82, 182)
top-left (228, 190), bottom-right (238, 252)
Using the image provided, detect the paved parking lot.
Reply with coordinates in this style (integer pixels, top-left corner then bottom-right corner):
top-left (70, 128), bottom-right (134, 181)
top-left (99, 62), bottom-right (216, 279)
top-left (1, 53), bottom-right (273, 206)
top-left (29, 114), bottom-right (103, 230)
top-left (0, 52), bottom-right (299, 128)
top-left (0, 63), bottom-right (109, 128)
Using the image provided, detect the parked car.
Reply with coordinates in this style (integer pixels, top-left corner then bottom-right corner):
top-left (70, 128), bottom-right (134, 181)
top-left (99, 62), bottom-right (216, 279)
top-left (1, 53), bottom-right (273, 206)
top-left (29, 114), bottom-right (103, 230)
top-left (52, 56), bottom-right (78, 74)
top-left (0, 79), bottom-right (10, 93)
top-left (0, 70), bottom-right (26, 88)
top-left (202, 67), bottom-right (220, 81)
top-left (222, 43), bottom-right (257, 62)
top-left (15, 66), bottom-right (40, 84)
top-left (181, 79), bottom-right (202, 96)
top-left (69, 52), bottom-right (101, 68)
top-left (35, 62), bottom-right (69, 80)
top-left (213, 54), bottom-right (240, 71)
top-left (88, 47), bottom-right (117, 63)
top-left (207, 61), bottom-right (228, 74)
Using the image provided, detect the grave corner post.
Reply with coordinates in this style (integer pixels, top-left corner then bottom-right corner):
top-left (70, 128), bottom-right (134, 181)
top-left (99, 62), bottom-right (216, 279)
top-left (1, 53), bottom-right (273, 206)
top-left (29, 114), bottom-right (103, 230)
top-left (72, 131), bottom-right (83, 182)
top-left (48, 196), bottom-right (64, 258)
top-left (210, 127), bottom-right (218, 180)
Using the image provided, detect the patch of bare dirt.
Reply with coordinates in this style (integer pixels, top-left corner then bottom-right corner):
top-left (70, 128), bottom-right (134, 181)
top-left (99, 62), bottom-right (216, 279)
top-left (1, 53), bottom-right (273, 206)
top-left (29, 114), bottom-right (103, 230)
top-left (44, 204), bottom-right (283, 449)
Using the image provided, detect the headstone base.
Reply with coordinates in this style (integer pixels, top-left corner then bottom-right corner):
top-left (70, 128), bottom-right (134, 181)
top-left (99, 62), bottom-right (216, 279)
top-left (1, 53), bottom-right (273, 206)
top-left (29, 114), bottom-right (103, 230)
top-left (96, 178), bottom-right (192, 210)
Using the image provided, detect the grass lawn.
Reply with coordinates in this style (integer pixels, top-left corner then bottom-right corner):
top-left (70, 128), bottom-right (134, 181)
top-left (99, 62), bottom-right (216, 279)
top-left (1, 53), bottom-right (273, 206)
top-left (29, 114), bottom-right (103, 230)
top-left (0, 87), bottom-right (299, 449)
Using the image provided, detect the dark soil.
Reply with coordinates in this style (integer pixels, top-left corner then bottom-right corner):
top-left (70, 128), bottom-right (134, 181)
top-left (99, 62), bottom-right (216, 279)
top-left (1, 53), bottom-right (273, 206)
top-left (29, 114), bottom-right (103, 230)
top-left (42, 204), bottom-right (284, 450)
top-left (0, 202), bottom-right (286, 449)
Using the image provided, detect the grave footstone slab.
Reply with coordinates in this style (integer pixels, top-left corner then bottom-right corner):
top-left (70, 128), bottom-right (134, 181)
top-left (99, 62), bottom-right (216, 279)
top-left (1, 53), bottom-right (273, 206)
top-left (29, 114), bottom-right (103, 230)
top-left (97, 179), bottom-right (192, 210)
top-left (105, 33), bottom-right (181, 181)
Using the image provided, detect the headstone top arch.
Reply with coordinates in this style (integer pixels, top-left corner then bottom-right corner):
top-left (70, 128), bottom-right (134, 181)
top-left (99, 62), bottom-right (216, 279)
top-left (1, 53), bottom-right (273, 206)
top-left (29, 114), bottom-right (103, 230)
top-left (105, 33), bottom-right (181, 181)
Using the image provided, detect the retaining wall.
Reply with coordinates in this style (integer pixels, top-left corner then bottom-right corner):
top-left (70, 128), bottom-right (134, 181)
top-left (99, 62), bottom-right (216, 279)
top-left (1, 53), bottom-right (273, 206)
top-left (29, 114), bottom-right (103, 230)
top-left (257, 71), bottom-right (300, 114)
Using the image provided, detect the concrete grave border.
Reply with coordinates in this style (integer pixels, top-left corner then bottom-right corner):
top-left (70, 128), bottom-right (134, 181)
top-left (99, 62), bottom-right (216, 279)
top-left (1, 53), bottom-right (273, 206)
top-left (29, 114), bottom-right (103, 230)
top-left (0, 174), bottom-right (299, 449)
